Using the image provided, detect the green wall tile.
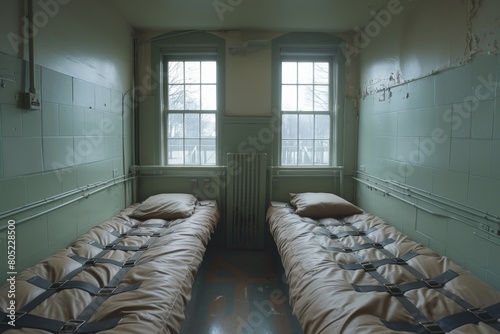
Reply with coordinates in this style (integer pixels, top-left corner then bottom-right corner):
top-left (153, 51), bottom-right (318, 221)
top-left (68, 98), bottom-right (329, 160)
top-left (373, 91), bottom-right (390, 114)
top-left (105, 136), bottom-right (122, 159)
top-left (416, 210), bottom-right (447, 245)
top-left (419, 136), bottom-right (450, 170)
top-left (405, 165), bottom-right (433, 192)
top-left (449, 138), bottom-right (470, 173)
top-left (95, 85), bottom-right (111, 111)
top-left (435, 63), bottom-right (472, 105)
top-left (450, 102), bottom-right (472, 138)
top-left (73, 107), bottom-right (86, 136)
top-left (47, 205), bottom-right (78, 245)
top-left (359, 94), bottom-right (374, 116)
top-left (468, 175), bottom-right (500, 217)
top-left (25, 172), bottom-right (62, 204)
top-left (58, 105), bottom-right (74, 136)
top-left (1, 103), bottom-right (22, 137)
top-left (470, 139), bottom-right (492, 177)
top-left (397, 110), bottom-right (420, 137)
top-left (432, 169), bottom-right (468, 204)
top-left (41, 68), bottom-right (73, 105)
top-left (471, 100), bottom-right (494, 139)
top-left (492, 139), bottom-right (500, 179)
top-left (22, 109), bottom-right (41, 137)
top-left (16, 216), bottom-right (49, 261)
top-left (472, 55), bottom-right (497, 102)
top-left (110, 89), bottom-right (123, 114)
top-left (0, 177), bottom-right (26, 212)
top-left (495, 97), bottom-right (500, 139)
top-left (43, 137), bottom-right (74, 170)
top-left (3, 137), bottom-right (43, 177)
top-left (42, 102), bottom-right (59, 136)
top-left (406, 76), bottom-right (435, 110)
top-left (389, 84), bottom-right (410, 112)
top-left (73, 78), bottom-right (95, 109)
top-left (486, 270), bottom-right (500, 291)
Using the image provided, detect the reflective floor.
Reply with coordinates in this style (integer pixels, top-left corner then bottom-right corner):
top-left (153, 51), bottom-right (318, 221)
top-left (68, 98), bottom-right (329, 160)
top-left (180, 247), bottom-right (304, 334)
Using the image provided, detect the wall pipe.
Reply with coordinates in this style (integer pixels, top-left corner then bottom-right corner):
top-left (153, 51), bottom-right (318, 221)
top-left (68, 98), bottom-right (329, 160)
top-left (27, 0), bottom-right (36, 94)
top-left (0, 175), bottom-right (135, 232)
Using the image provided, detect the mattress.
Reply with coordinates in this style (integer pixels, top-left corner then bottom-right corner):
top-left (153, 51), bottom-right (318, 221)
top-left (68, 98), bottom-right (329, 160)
top-left (267, 198), bottom-right (500, 334)
top-left (0, 196), bottom-right (220, 334)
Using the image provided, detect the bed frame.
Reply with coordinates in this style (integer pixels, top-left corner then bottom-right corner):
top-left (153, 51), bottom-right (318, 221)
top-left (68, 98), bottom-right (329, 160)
top-left (267, 198), bottom-right (500, 334)
top-left (0, 195), bottom-right (219, 334)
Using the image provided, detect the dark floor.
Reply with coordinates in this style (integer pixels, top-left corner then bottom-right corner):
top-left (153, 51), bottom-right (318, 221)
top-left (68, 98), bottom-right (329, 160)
top-left (180, 246), bottom-right (304, 334)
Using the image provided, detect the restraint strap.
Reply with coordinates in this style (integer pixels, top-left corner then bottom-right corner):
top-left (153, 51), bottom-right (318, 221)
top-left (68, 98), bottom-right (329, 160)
top-left (382, 302), bottom-right (500, 333)
top-left (27, 276), bottom-right (141, 296)
top-left (0, 312), bottom-right (121, 333)
top-left (321, 238), bottom-right (395, 253)
top-left (336, 219), bottom-right (500, 332)
top-left (314, 227), bottom-right (377, 240)
top-left (352, 269), bottom-right (458, 293)
top-left (339, 252), bottom-right (419, 270)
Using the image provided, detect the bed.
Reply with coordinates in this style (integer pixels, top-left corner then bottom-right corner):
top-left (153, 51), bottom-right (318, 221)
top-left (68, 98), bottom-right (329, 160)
top-left (267, 192), bottom-right (500, 334)
top-left (0, 193), bottom-right (220, 334)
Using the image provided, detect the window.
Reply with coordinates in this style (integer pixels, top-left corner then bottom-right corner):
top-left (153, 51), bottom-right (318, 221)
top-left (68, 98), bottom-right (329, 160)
top-left (164, 58), bottom-right (217, 165)
top-left (280, 57), bottom-right (334, 166)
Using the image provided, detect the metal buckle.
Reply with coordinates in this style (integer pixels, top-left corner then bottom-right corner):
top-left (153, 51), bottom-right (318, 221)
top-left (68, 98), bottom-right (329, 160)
top-left (98, 286), bottom-right (117, 296)
top-left (104, 244), bottom-right (115, 250)
top-left (84, 258), bottom-right (97, 266)
top-left (360, 261), bottom-right (376, 271)
top-left (123, 259), bottom-right (137, 267)
top-left (357, 231), bottom-right (366, 236)
top-left (372, 243), bottom-right (384, 249)
top-left (467, 308), bottom-right (496, 323)
top-left (119, 232), bottom-right (128, 237)
top-left (419, 322), bottom-right (445, 334)
top-left (343, 247), bottom-right (353, 253)
top-left (49, 280), bottom-right (68, 289)
top-left (152, 232), bottom-right (162, 237)
top-left (422, 278), bottom-right (442, 289)
top-left (383, 283), bottom-right (403, 295)
top-left (392, 257), bottom-right (407, 265)
top-left (328, 233), bottom-right (338, 239)
top-left (60, 320), bottom-right (85, 333)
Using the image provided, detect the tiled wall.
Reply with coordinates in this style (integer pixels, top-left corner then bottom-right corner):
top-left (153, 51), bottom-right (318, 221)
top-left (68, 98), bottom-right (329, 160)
top-left (0, 51), bottom-right (131, 281)
top-left (356, 54), bottom-right (500, 290)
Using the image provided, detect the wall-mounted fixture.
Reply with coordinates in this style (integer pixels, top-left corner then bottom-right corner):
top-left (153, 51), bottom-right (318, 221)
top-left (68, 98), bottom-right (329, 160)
top-left (0, 74), bottom-right (16, 88)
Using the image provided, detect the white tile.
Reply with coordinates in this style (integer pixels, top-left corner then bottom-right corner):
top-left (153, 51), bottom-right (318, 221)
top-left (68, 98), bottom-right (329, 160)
top-left (42, 102), bottom-right (59, 136)
top-left (2, 137), bottom-right (43, 177)
top-left (1, 103), bottom-right (22, 136)
top-left (41, 68), bottom-right (73, 105)
top-left (73, 78), bottom-right (95, 109)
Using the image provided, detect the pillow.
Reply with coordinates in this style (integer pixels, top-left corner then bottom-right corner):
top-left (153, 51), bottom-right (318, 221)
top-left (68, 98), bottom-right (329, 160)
top-left (130, 193), bottom-right (197, 220)
top-left (289, 192), bottom-right (362, 219)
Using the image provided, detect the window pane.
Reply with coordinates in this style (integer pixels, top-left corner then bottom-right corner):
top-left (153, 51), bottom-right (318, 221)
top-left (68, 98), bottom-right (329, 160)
top-left (201, 61), bottom-right (216, 84)
top-left (315, 115), bottom-right (330, 139)
top-left (168, 113), bottom-right (184, 138)
top-left (282, 114), bottom-right (297, 139)
top-left (298, 140), bottom-right (314, 165)
top-left (185, 61), bottom-right (200, 83)
top-left (281, 140), bottom-right (297, 165)
top-left (185, 113), bottom-right (199, 138)
top-left (298, 62), bottom-right (313, 84)
top-left (314, 62), bottom-right (329, 84)
top-left (282, 85), bottom-right (297, 111)
top-left (168, 85), bottom-right (184, 110)
top-left (185, 139), bottom-right (199, 165)
top-left (314, 85), bottom-right (329, 111)
top-left (314, 140), bottom-right (329, 165)
top-left (201, 113), bottom-right (216, 138)
top-left (282, 62), bottom-right (297, 84)
top-left (185, 85), bottom-right (201, 110)
top-left (168, 61), bottom-right (184, 84)
top-left (201, 84), bottom-right (217, 110)
top-left (298, 114), bottom-right (313, 139)
top-left (168, 139), bottom-right (183, 164)
top-left (298, 85), bottom-right (313, 111)
top-left (201, 139), bottom-right (216, 165)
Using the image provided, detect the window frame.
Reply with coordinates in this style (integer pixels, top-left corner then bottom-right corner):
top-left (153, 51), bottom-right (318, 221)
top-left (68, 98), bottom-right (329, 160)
top-left (162, 55), bottom-right (218, 166)
top-left (279, 54), bottom-right (336, 166)
top-left (151, 32), bottom-right (225, 166)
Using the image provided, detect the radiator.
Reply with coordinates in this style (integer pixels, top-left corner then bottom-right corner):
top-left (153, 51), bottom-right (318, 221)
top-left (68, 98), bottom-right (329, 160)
top-left (226, 153), bottom-right (267, 249)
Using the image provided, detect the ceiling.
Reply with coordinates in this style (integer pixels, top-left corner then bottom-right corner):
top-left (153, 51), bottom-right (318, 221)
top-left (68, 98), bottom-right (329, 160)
top-left (102, 0), bottom-right (391, 33)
